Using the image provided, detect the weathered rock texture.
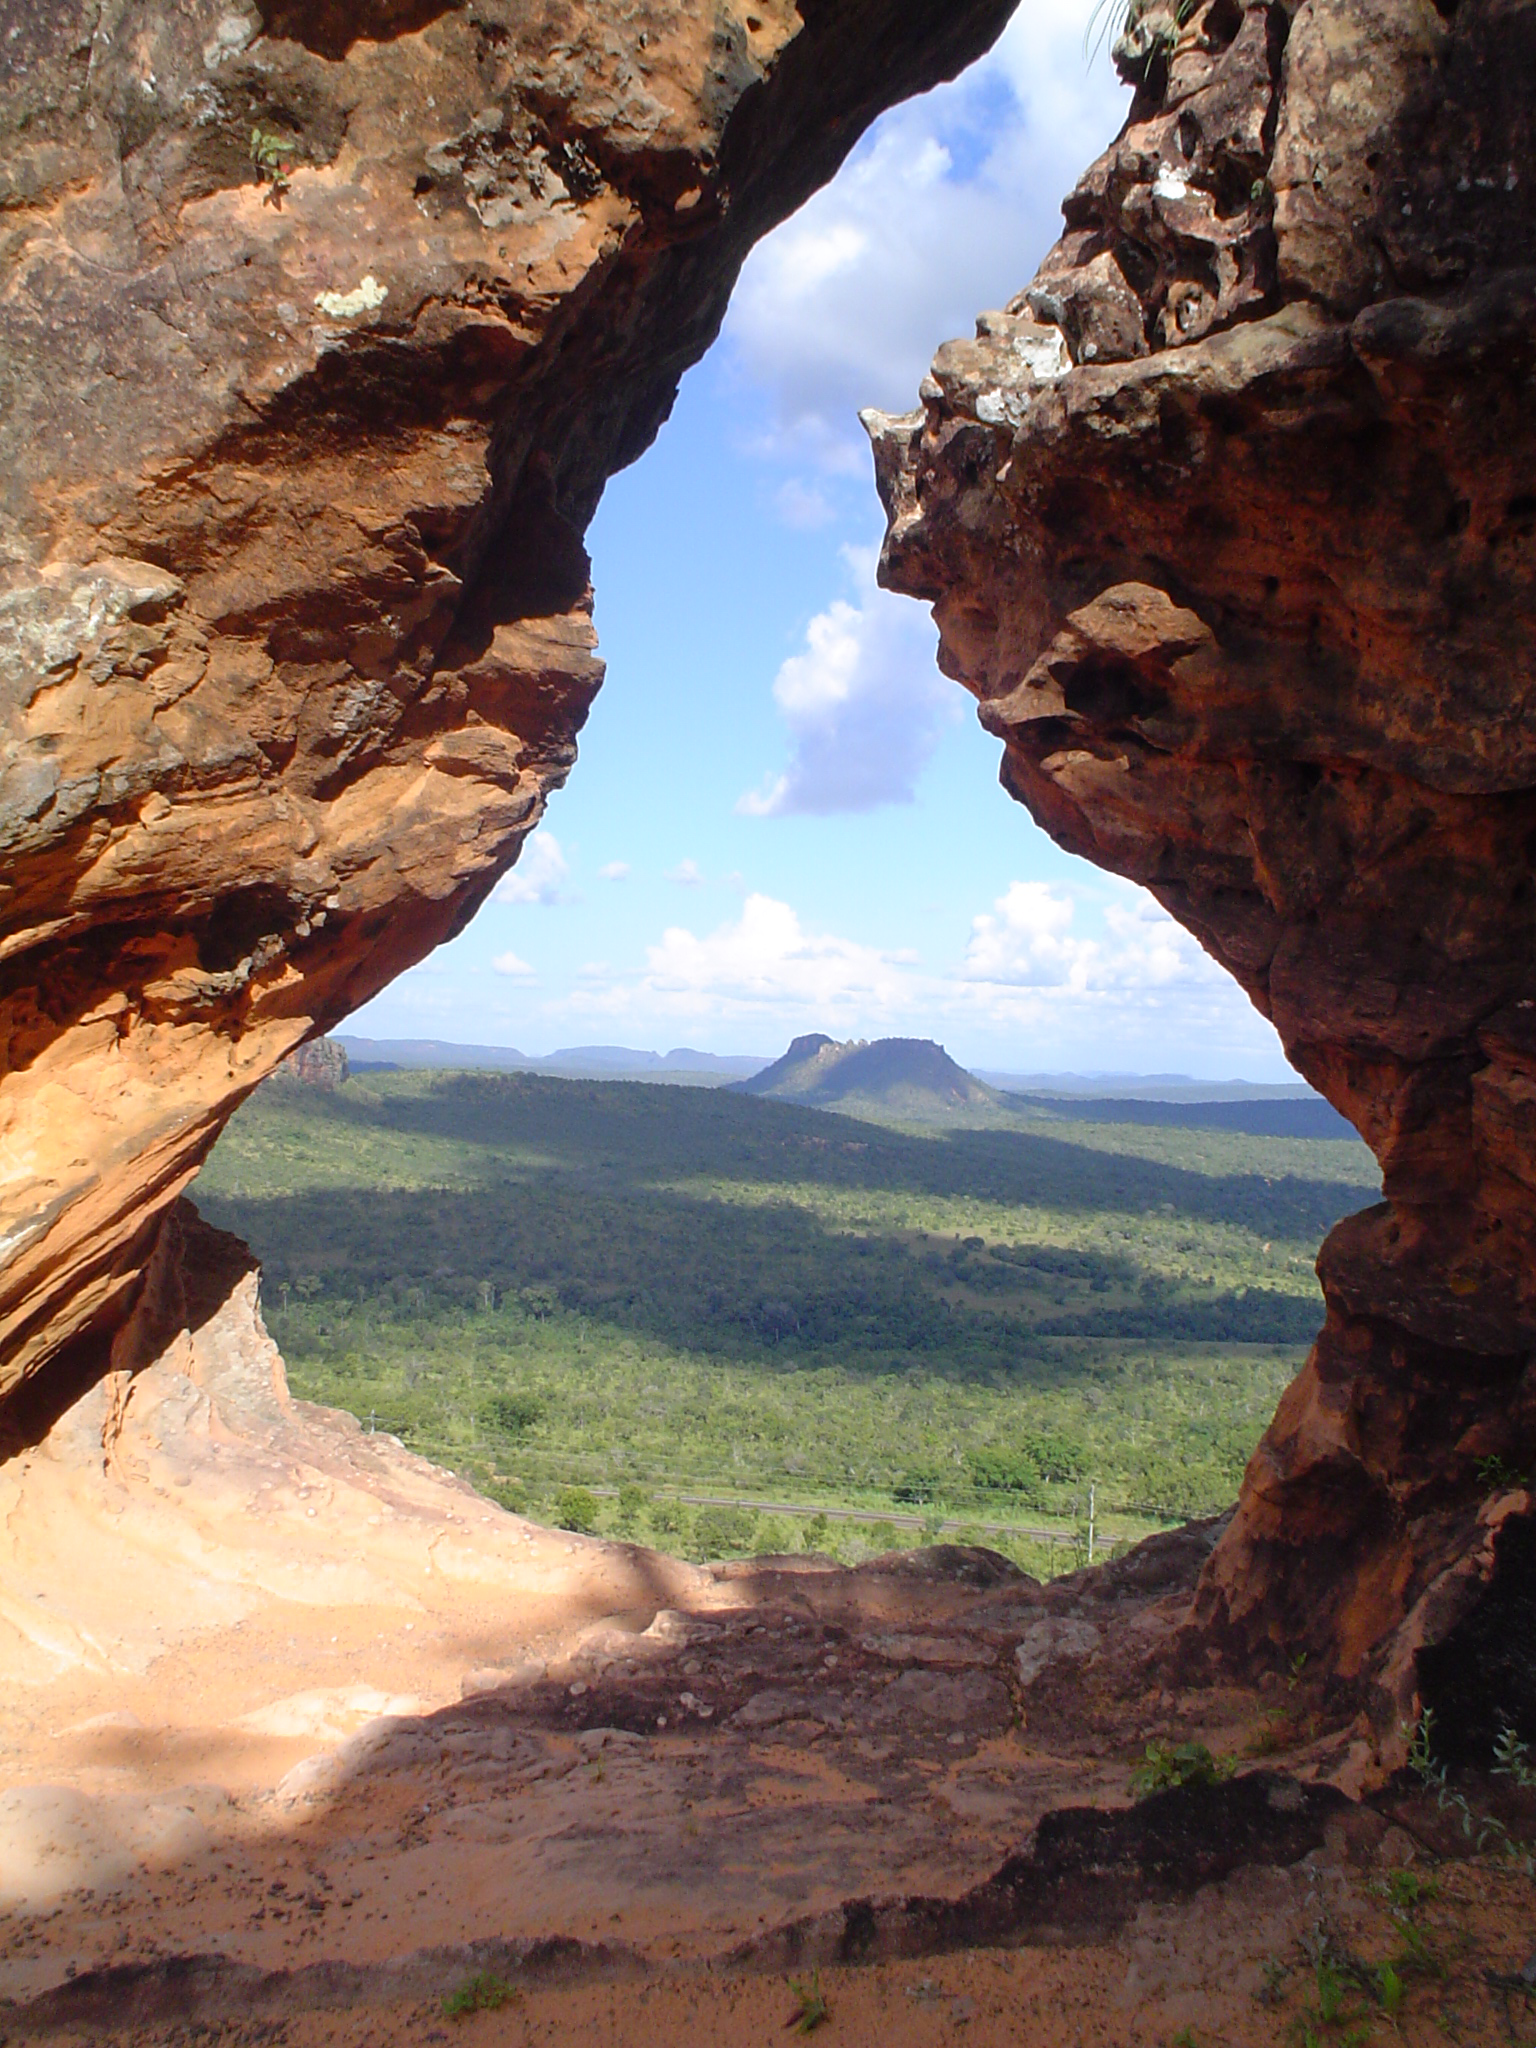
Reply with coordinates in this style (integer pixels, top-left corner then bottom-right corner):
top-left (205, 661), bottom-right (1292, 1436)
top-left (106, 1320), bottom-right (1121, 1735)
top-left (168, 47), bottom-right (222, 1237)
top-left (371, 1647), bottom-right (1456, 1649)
top-left (868, 0), bottom-right (1536, 1721)
top-left (0, 0), bottom-right (1017, 1423)
top-left (277, 1034), bottom-right (348, 1087)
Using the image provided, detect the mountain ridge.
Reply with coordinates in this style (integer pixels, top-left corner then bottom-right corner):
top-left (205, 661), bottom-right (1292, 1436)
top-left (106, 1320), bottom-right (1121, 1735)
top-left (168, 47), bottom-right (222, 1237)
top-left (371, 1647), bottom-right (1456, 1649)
top-left (335, 1038), bottom-right (770, 1083)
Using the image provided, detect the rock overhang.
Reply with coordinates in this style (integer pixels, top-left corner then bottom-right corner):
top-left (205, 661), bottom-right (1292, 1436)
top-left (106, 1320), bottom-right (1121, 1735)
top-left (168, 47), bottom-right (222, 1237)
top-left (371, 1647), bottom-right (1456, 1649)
top-left (0, 0), bottom-right (1018, 1426)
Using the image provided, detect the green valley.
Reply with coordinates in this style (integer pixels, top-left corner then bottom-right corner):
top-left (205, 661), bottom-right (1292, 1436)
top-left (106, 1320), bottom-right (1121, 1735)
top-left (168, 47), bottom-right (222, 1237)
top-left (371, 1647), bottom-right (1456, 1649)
top-left (193, 1066), bottom-right (1380, 1575)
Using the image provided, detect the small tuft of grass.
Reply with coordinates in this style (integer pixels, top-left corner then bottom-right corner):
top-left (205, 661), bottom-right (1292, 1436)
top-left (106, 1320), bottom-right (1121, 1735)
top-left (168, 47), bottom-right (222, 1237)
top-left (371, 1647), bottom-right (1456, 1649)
top-left (1376, 1960), bottom-right (1405, 2017)
top-left (1379, 1869), bottom-right (1436, 1915)
top-left (1257, 1957), bottom-right (1289, 2007)
top-left (787, 1969), bottom-right (830, 2034)
top-left (1475, 1452), bottom-right (1529, 1494)
top-left (1130, 1739), bottom-right (1233, 1796)
top-left (443, 1970), bottom-right (519, 2018)
top-left (1494, 1725), bottom-right (1536, 1790)
top-left (1292, 1954), bottom-right (1375, 2047)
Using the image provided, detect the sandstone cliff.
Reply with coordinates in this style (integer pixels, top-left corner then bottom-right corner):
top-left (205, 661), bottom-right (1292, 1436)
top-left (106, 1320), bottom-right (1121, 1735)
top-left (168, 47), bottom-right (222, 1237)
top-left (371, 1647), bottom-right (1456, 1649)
top-left (867, 0), bottom-right (1536, 1729)
top-left (0, 0), bottom-right (1014, 1427)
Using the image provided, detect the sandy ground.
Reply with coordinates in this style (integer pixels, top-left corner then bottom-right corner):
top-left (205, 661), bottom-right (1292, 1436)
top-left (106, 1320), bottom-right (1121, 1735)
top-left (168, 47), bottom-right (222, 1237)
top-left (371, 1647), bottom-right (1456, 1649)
top-left (2, 1255), bottom-right (1532, 2046)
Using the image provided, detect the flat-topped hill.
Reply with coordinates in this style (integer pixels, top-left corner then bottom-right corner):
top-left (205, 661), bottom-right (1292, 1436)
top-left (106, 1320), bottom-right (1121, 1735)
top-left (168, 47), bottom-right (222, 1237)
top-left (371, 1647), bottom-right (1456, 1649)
top-left (735, 1034), bottom-right (1000, 1117)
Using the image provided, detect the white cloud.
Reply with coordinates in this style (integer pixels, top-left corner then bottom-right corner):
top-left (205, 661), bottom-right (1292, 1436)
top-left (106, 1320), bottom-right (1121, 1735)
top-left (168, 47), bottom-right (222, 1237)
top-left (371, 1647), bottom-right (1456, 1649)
top-left (723, 2), bottom-right (1130, 469)
top-left (738, 547), bottom-right (954, 816)
top-left (598, 860), bottom-right (631, 881)
top-left (665, 858), bottom-right (705, 886)
top-left (963, 881), bottom-right (1230, 998)
top-left (563, 893), bottom-right (909, 1030)
top-left (492, 829), bottom-right (570, 906)
top-left (491, 950), bottom-right (535, 979)
top-left (964, 882), bottom-right (1090, 990)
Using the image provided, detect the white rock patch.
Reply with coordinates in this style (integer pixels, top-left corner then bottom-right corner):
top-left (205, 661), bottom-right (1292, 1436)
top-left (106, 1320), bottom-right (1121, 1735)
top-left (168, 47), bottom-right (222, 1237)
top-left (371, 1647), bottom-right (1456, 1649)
top-left (314, 276), bottom-right (389, 320)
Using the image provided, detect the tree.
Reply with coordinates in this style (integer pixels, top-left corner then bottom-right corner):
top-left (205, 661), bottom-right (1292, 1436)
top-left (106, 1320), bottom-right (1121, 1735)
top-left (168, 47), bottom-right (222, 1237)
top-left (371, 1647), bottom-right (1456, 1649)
top-left (966, 1446), bottom-right (1042, 1496)
top-left (692, 1506), bottom-right (757, 1560)
top-left (485, 1392), bottom-right (542, 1438)
top-left (553, 1486), bottom-right (599, 1534)
top-left (894, 1462), bottom-right (947, 1505)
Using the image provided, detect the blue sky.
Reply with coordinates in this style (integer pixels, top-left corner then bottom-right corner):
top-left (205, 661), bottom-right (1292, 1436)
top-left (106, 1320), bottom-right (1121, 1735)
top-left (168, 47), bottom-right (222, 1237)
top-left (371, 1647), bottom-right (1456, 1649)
top-left (351, 2), bottom-right (1294, 1080)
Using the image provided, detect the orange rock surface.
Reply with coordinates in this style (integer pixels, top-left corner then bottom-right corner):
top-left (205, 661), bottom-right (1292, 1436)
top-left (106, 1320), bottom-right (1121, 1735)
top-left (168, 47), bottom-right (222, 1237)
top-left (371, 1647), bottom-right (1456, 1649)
top-left (867, 0), bottom-right (1536, 1725)
top-left (0, 0), bottom-right (1012, 1423)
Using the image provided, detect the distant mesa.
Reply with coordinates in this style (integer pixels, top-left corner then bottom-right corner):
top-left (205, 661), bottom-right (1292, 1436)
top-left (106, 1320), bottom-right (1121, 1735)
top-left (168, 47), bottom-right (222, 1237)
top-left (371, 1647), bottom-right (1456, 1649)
top-left (278, 1038), bottom-right (350, 1089)
top-left (736, 1034), bottom-right (998, 1114)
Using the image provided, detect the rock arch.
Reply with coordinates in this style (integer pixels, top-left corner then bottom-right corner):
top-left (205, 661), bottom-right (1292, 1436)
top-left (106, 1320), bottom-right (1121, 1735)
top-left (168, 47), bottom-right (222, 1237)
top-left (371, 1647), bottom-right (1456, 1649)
top-left (0, 0), bottom-right (1013, 1432)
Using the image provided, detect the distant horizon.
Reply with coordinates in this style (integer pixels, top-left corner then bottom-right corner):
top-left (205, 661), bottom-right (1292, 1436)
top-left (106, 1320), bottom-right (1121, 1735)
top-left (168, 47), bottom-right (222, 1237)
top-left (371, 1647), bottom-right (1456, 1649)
top-left (333, 1031), bottom-right (1316, 1094)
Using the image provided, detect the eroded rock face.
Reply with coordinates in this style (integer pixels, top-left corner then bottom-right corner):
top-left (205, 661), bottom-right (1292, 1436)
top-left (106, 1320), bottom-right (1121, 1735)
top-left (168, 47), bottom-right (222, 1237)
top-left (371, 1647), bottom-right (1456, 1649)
top-left (0, 0), bottom-right (1013, 1422)
top-left (868, 0), bottom-right (1536, 1716)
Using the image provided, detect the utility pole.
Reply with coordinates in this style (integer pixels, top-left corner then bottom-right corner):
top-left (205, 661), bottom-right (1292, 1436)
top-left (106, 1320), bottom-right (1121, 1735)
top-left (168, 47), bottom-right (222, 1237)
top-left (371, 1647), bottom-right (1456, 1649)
top-left (1087, 1482), bottom-right (1096, 1567)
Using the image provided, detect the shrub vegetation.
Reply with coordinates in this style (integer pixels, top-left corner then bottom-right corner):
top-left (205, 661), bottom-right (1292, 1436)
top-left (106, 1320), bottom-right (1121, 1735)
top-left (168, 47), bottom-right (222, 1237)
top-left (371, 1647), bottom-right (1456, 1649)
top-left (194, 1069), bottom-right (1378, 1569)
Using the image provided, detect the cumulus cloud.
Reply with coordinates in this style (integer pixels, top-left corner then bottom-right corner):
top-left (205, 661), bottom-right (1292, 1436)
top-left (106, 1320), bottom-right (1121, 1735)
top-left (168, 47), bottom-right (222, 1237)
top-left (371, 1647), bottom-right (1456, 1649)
top-left (738, 548), bottom-right (954, 816)
top-left (963, 881), bottom-right (1227, 998)
top-left (491, 949), bottom-right (535, 979)
top-left (946, 881), bottom-right (1280, 1070)
top-left (665, 858), bottom-right (705, 885)
top-left (562, 893), bottom-right (910, 1030)
top-left (964, 882), bottom-right (1092, 991)
top-left (492, 829), bottom-right (570, 906)
top-left (598, 860), bottom-right (631, 881)
top-left (723, 2), bottom-right (1130, 470)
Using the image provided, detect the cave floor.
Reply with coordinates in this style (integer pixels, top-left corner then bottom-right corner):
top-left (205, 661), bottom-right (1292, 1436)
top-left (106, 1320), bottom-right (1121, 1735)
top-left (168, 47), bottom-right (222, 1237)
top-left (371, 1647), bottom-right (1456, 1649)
top-left (2, 1346), bottom-right (1531, 2045)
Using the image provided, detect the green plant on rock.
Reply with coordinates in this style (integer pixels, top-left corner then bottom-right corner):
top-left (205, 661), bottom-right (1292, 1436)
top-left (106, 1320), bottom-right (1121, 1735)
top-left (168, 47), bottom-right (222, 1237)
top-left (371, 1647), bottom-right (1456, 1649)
top-left (1130, 1739), bottom-right (1233, 1796)
top-left (1475, 1452), bottom-right (1529, 1494)
top-left (1083, 0), bottom-right (1199, 68)
top-left (250, 125), bottom-right (297, 203)
top-left (443, 1969), bottom-right (518, 2017)
top-left (787, 1970), bottom-right (829, 2034)
top-left (1290, 1955), bottom-right (1375, 2047)
top-left (1405, 1708), bottom-right (1536, 1871)
top-left (1494, 1725), bottom-right (1536, 1790)
top-left (1375, 1961), bottom-right (1405, 2018)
